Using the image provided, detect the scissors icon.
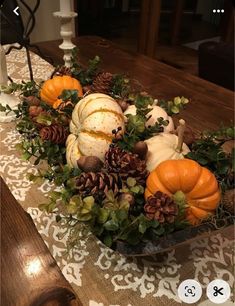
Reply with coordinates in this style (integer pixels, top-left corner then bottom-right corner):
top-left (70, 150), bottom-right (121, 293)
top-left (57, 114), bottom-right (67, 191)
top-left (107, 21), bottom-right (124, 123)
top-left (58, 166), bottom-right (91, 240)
top-left (213, 286), bottom-right (224, 296)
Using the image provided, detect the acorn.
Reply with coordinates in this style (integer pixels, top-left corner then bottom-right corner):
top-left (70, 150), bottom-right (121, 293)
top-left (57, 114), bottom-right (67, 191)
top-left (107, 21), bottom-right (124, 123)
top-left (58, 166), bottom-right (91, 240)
top-left (77, 156), bottom-right (103, 173)
top-left (117, 99), bottom-right (129, 112)
top-left (83, 85), bottom-right (92, 94)
top-left (223, 189), bottom-right (235, 215)
top-left (28, 105), bottom-right (44, 117)
top-left (24, 95), bottom-right (41, 106)
top-left (221, 140), bottom-right (234, 154)
top-left (118, 192), bottom-right (135, 206)
top-left (132, 141), bottom-right (148, 160)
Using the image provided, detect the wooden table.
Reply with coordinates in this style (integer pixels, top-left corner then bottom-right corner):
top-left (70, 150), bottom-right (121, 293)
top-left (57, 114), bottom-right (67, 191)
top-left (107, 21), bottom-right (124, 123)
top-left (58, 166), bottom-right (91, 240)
top-left (1, 177), bottom-right (81, 306)
top-left (36, 36), bottom-right (234, 132)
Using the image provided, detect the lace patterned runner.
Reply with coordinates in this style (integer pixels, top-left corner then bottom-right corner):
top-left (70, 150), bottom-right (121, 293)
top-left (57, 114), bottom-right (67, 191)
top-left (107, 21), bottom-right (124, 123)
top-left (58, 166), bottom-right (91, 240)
top-left (1, 48), bottom-right (234, 306)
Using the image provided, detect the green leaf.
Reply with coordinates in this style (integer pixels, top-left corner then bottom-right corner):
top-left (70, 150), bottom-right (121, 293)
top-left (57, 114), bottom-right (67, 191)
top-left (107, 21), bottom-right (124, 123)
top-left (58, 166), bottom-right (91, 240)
top-left (115, 210), bottom-right (128, 223)
top-left (38, 203), bottom-right (48, 211)
top-left (152, 226), bottom-right (165, 236)
top-left (21, 152), bottom-right (32, 160)
top-left (171, 106), bottom-right (180, 114)
top-left (126, 177), bottom-right (136, 187)
top-left (138, 221), bottom-right (147, 234)
top-left (149, 219), bottom-right (160, 228)
top-left (103, 233), bottom-right (113, 247)
top-left (76, 213), bottom-right (93, 221)
top-left (130, 186), bottom-right (140, 193)
top-left (97, 208), bottom-right (110, 224)
top-left (0, 104), bottom-right (7, 112)
top-left (125, 230), bottom-right (141, 245)
top-left (104, 219), bottom-right (119, 231)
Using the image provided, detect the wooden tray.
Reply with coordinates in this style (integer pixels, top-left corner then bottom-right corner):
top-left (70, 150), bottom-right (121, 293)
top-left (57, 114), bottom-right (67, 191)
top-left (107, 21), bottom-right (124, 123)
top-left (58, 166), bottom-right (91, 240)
top-left (115, 220), bottom-right (235, 257)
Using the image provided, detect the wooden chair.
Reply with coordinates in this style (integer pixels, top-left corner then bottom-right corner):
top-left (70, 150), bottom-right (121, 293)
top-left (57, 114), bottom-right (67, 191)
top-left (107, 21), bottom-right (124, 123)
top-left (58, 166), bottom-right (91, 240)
top-left (138, 0), bottom-right (185, 57)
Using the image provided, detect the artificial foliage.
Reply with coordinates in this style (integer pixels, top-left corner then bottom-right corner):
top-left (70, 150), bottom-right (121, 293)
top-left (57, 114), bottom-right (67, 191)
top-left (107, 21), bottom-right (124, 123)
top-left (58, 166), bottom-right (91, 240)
top-left (1, 49), bottom-right (234, 253)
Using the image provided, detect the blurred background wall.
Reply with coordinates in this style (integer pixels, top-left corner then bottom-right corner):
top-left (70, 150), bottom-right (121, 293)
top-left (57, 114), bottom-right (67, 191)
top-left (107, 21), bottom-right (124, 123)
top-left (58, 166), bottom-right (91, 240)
top-left (19, 0), bottom-right (75, 43)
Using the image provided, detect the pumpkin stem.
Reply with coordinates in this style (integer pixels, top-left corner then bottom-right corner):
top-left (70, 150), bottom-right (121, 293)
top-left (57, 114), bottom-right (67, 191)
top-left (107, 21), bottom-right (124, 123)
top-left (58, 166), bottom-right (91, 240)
top-left (173, 191), bottom-right (187, 212)
top-left (176, 119), bottom-right (186, 153)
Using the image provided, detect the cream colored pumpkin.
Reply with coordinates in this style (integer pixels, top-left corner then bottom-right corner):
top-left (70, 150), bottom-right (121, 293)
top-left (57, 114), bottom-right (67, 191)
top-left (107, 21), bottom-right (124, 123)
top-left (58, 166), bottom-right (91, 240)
top-left (145, 133), bottom-right (190, 171)
top-left (66, 93), bottom-right (125, 167)
top-left (124, 104), bottom-right (174, 133)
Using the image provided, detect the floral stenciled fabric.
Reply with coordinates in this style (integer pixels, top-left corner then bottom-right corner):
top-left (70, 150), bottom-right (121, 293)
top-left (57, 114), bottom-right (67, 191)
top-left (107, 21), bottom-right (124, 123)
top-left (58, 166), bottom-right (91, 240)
top-left (0, 48), bottom-right (234, 306)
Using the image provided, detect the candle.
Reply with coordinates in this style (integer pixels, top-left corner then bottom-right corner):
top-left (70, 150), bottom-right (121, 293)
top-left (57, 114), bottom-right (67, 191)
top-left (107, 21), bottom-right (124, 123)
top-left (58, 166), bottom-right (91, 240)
top-left (0, 45), bottom-right (8, 86)
top-left (60, 0), bottom-right (70, 14)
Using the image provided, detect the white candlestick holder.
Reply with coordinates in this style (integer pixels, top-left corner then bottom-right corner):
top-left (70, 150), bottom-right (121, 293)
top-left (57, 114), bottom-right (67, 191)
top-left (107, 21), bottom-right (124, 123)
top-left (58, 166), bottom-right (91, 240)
top-left (53, 7), bottom-right (77, 68)
top-left (0, 45), bottom-right (20, 123)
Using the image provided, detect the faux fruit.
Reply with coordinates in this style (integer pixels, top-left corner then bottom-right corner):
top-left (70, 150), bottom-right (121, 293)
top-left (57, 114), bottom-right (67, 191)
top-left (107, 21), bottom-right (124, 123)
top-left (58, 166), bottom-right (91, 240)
top-left (40, 75), bottom-right (83, 109)
top-left (66, 93), bottom-right (125, 168)
top-left (145, 120), bottom-right (190, 171)
top-left (124, 104), bottom-right (174, 133)
top-left (145, 159), bottom-right (221, 225)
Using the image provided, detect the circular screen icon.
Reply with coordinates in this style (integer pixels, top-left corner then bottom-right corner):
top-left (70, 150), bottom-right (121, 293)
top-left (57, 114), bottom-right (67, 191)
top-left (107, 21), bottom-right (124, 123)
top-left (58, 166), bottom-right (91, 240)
top-left (178, 279), bottom-right (202, 304)
top-left (207, 279), bottom-right (231, 304)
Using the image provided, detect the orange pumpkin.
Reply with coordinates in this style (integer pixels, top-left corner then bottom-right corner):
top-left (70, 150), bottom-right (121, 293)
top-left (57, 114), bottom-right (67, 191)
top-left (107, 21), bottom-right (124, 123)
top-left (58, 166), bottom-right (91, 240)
top-left (145, 159), bottom-right (221, 225)
top-left (40, 75), bottom-right (83, 109)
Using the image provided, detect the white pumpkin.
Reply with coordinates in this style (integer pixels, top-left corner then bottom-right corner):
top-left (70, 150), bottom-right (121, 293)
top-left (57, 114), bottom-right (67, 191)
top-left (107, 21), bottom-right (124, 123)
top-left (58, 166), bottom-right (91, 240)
top-left (124, 104), bottom-right (174, 133)
top-left (145, 133), bottom-right (190, 171)
top-left (66, 93), bottom-right (125, 167)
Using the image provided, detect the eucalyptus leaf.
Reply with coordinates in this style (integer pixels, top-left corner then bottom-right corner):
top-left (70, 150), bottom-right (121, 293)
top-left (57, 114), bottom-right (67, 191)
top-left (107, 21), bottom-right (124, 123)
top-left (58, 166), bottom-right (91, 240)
top-left (103, 233), bottom-right (113, 247)
top-left (104, 219), bottom-right (119, 231)
top-left (97, 208), bottom-right (110, 224)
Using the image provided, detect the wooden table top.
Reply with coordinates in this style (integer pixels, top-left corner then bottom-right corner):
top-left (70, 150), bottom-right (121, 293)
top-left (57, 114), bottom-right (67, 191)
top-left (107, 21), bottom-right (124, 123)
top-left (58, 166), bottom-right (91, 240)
top-left (1, 177), bottom-right (81, 306)
top-left (36, 36), bottom-right (234, 132)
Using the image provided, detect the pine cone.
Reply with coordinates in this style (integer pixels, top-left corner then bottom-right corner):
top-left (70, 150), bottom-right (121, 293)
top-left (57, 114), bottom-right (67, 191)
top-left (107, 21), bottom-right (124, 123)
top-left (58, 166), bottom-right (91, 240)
top-left (104, 145), bottom-right (149, 185)
top-left (75, 171), bottom-right (121, 200)
top-left (223, 189), bottom-right (235, 215)
top-left (144, 191), bottom-right (179, 224)
top-left (51, 66), bottom-right (72, 77)
top-left (225, 170), bottom-right (235, 189)
top-left (91, 72), bottom-right (113, 94)
top-left (39, 124), bottom-right (69, 144)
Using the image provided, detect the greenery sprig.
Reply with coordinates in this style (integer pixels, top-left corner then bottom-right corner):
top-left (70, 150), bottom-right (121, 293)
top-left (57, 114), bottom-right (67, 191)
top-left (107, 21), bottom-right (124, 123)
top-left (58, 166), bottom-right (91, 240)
top-left (157, 96), bottom-right (189, 116)
top-left (187, 125), bottom-right (235, 191)
top-left (0, 80), bottom-right (41, 97)
top-left (70, 48), bottom-right (101, 85)
top-left (116, 93), bottom-right (169, 151)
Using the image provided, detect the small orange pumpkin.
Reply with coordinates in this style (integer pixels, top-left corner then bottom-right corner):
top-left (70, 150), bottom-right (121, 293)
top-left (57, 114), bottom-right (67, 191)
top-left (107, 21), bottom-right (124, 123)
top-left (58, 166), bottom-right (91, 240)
top-left (145, 159), bottom-right (221, 225)
top-left (40, 75), bottom-right (83, 109)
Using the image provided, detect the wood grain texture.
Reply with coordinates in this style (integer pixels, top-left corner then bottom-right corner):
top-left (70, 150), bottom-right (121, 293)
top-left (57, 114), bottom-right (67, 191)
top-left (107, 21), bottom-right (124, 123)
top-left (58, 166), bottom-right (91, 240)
top-left (35, 36), bottom-right (233, 132)
top-left (0, 177), bottom-right (81, 306)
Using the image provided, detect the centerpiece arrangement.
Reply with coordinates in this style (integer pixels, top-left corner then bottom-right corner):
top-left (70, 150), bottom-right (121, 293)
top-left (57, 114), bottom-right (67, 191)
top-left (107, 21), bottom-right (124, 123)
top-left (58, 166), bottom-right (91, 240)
top-left (1, 50), bottom-right (234, 255)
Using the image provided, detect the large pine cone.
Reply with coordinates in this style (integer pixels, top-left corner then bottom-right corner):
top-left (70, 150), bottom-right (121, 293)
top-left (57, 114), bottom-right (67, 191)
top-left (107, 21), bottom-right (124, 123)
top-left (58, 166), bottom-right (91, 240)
top-left (144, 191), bottom-right (179, 224)
top-left (39, 124), bottom-right (69, 144)
top-left (51, 66), bottom-right (72, 78)
top-left (91, 72), bottom-right (113, 94)
top-left (104, 146), bottom-right (149, 185)
top-left (223, 189), bottom-right (235, 215)
top-left (75, 171), bottom-right (121, 200)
